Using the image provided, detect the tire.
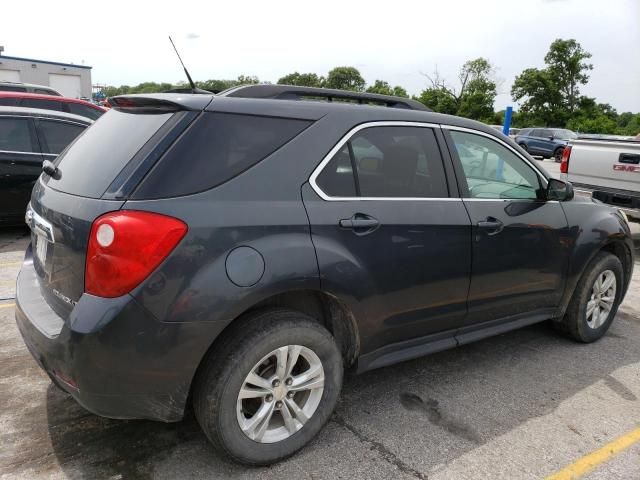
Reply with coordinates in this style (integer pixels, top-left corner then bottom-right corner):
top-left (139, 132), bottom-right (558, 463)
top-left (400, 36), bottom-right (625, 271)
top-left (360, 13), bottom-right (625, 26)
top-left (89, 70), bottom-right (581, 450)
top-left (556, 252), bottom-right (624, 342)
top-left (519, 143), bottom-right (528, 152)
top-left (193, 308), bottom-right (343, 465)
top-left (553, 147), bottom-right (564, 162)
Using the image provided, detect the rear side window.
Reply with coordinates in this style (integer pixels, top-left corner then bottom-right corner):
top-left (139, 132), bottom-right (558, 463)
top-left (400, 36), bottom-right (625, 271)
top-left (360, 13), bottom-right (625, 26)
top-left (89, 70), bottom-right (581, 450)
top-left (531, 129), bottom-right (542, 137)
top-left (133, 112), bottom-right (311, 199)
top-left (0, 117), bottom-right (36, 152)
top-left (22, 98), bottom-right (64, 112)
top-left (315, 126), bottom-right (448, 198)
top-left (34, 88), bottom-right (57, 95)
top-left (47, 109), bottom-right (172, 198)
top-left (67, 103), bottom-right (103, 120)
top-left (37, 120), bottom-right (86, 154)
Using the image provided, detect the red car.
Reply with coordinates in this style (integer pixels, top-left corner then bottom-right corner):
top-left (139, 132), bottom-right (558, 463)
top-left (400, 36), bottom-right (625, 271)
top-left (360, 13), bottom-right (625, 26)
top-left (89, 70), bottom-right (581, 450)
top-left (0, 92), bottom-right (106, 120)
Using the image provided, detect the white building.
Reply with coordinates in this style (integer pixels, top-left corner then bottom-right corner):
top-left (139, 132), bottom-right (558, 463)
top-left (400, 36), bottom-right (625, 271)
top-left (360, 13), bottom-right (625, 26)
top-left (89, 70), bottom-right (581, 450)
top-left (0, 54), bottom-right (92, 98)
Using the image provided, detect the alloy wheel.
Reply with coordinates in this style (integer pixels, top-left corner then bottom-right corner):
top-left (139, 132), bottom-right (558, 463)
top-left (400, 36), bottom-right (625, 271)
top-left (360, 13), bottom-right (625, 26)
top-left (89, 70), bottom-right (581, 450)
top-left (586, 270), bottom-right (616, 329)
top-left (236, 345), bottom-right (325, 443)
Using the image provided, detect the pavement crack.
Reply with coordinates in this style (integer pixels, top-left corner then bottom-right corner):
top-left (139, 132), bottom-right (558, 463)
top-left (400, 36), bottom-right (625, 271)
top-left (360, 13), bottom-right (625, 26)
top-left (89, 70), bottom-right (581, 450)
top-left (332, 414), bottom-right (427, 480)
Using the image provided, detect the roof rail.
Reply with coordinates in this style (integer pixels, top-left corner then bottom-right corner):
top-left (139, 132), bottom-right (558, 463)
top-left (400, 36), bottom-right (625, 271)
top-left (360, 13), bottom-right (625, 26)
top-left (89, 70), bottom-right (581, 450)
top-left (219, 84), bottom-right (431, 111)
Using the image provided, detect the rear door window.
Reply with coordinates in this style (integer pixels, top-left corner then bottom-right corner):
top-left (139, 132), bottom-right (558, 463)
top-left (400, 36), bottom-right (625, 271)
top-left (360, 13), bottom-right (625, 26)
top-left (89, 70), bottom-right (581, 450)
top-left (22, 98), bottom-right (64, 112)
top-left (36, 120), bottom-right (86, 154)
top-left (315, 126), bottom-right (448, 198)
top-left (46, 109), bottom-right (173, 198)
top-left (0, 117), bottom-right (37, 152)
top-left (133, 112), bottom-right (311, 199)
top-left (0, 98), bottom-right (20, 106)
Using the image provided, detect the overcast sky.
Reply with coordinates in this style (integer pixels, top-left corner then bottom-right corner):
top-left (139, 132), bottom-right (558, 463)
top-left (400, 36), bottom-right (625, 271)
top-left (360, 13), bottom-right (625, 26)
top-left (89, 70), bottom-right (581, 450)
top-left (2, 0), bottom-right (638, 112)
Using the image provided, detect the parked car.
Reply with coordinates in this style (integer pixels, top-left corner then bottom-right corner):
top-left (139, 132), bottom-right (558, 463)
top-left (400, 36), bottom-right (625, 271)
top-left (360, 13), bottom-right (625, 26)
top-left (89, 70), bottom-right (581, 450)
top-left (560, 138), bottom-right (640, 221)
top-left (0, 92), bottom-right (106, 120)
top-left (515, 127), bottom-right (578, 161)
top-left (0, 106), bottom-right (91, 225)
top-left (0, 81), bottom-right (61, 96)
top-left (16, 85), bottom-right (634, 465)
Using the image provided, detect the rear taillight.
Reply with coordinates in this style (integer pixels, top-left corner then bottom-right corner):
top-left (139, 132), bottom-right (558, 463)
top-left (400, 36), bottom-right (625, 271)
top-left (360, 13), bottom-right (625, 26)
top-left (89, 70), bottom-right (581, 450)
top-left (560, 146), bottom-right (572, 173)
top-left (85, 211), bottom-right (187, 298)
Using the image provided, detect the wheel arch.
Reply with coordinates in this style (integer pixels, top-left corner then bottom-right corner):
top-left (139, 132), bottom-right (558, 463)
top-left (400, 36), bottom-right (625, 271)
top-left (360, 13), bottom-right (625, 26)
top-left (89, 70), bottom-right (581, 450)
top-left (188, 289), bottom-right (360, 401)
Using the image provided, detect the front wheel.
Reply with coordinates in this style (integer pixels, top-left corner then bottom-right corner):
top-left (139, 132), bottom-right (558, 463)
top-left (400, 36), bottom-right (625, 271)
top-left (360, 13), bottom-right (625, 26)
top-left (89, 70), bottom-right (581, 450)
top-left (193, 309), bottom-right (343, 465)
top-left (556, 252), bottom-right (624, 342)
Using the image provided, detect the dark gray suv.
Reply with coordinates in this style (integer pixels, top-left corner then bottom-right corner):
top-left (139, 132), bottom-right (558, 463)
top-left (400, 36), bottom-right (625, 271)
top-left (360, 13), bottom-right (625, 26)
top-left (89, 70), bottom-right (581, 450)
top-left (16, 85), bottom-right (634, 465)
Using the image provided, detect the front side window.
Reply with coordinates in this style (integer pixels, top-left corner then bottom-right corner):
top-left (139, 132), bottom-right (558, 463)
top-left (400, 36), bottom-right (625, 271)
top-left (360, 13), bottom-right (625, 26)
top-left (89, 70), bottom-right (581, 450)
top-left (449, 130), bottom-right (542, 200)
top-left (0, 117), bottom-right (35, 152)
top-left (37, 120), bottom-right (86, 154)
top-left (316, 126), bottom-right (449, 198)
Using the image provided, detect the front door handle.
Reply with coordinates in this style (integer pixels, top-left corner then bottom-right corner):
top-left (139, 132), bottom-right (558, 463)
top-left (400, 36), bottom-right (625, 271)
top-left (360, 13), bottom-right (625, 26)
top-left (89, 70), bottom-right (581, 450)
top-left (477, 217), bottom-right (504, 236)
top-left (339, 214), bottom-right (380, 235)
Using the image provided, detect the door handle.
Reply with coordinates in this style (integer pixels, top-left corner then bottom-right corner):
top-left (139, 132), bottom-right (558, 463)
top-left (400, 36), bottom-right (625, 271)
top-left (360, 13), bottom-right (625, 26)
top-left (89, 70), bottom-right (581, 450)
top-left (339, 214), bottom-right (380, 235)
top-left (477, 217), bottom-right (504, 236)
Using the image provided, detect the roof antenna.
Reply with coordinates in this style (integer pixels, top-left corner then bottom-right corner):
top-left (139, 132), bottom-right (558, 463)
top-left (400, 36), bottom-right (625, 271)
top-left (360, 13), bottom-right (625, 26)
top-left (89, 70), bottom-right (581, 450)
top-left (169, 36), bottom-right (196, 93)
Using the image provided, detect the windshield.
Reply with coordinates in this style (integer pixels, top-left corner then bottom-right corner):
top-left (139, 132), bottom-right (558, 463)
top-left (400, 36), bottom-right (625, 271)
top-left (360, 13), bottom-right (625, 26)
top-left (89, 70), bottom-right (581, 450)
top-left (552, 129), bottom-right (578, 140)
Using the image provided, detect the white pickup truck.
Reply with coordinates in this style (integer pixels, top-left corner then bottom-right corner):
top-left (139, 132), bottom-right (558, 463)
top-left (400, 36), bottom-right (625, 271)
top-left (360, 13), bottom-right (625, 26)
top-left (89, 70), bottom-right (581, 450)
top-left (561, 138), bottom-right (640, 221)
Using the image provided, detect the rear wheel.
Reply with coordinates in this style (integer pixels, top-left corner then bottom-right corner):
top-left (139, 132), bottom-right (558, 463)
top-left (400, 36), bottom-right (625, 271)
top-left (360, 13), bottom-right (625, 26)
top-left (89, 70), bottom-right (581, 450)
top-left (553, 147), bottom-right (564, 162)
top-left (519, 143), bottom-right (528, 152)
top-left (193, 309), bottom-right (343, 465)
top-left (555, 252), bottom-right (624, 342)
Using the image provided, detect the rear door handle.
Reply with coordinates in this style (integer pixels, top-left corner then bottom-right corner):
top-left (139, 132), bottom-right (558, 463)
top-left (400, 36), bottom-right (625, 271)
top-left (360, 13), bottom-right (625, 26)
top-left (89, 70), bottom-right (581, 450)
top-left (339, 214), bottom-right (380, 235)
top-left (477, 217), bottom-right (504, 236)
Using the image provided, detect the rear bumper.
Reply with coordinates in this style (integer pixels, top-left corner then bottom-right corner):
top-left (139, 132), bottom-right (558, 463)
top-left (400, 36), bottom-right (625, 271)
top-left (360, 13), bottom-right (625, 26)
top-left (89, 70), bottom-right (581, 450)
top-left (15, 251), bottom-right (222, 422)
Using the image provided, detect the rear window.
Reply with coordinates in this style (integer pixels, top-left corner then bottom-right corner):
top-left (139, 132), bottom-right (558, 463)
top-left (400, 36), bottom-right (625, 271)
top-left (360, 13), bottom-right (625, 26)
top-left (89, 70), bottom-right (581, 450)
top-left (132, 112), bottom-right (311, 199)
top-left (47, 109), bottom-right (172, 198)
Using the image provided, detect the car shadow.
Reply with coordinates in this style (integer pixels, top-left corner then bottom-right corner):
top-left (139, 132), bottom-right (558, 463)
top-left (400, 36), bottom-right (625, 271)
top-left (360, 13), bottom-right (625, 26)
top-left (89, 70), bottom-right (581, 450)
top-left (40, 312), bottom-right (640, 479)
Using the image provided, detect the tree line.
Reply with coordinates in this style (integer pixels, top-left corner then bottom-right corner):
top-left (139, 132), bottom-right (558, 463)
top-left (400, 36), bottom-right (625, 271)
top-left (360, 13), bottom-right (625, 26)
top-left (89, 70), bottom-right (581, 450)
top-left (101, 39), bottom-right (639, 136)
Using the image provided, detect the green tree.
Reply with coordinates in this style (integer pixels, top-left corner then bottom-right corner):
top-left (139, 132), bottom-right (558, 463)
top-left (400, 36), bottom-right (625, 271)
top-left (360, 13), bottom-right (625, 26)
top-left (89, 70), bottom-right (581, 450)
top-left (511, 38), bottom-right (592, 126)
top-left (544, 39), bottom-right (593, 114)
top-left (365, 80), bottom-right (409, 97)
top-left (324, 66), bottom-right (366, 92)
top-left (277, 72), bottom-right (324, 87)
top-left (417, 58), bottom-right (497, 121)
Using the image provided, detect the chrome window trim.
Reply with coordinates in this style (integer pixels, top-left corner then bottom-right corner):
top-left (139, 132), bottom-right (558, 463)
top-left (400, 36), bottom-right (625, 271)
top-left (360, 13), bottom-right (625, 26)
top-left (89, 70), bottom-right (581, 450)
top-left (441, 125), bottom-right (549, 188)
top-left (0, 114), bottom-right (89, 128)
top-left (309, 121), bottom-right (456, 202)
top-left (0, 149), bottom-right (41, 156)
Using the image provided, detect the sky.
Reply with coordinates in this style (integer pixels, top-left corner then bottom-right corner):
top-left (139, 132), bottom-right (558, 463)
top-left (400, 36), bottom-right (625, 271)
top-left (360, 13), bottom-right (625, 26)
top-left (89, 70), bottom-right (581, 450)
top-left (1, 0), bottom-right (638, 112)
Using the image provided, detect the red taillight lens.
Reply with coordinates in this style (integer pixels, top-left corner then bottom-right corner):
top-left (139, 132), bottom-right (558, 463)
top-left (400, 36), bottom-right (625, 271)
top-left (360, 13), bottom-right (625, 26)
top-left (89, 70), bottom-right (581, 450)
top-left (560, 146), bottom-right (572, 173)
top-left (85, 211), bottom-right (187, 298)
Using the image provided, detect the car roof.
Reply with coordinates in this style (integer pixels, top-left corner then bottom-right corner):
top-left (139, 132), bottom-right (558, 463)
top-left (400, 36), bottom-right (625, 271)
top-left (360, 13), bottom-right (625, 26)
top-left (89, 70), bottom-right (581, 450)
top-left (0, 91), bottom-right (105, 109)
top-left (0, 106), bottom-right (93, 124)
top-left (111, 92), bottom-right (505, 138)
top-left (0, 80), bottom-right (57, 89)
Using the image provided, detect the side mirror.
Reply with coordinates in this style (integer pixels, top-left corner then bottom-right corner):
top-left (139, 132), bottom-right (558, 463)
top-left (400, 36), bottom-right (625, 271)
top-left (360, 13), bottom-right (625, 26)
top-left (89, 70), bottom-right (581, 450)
top-left (548, 136), bottom-right (554, 141)
top-left (546, 178), bottom-right (574, 201)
